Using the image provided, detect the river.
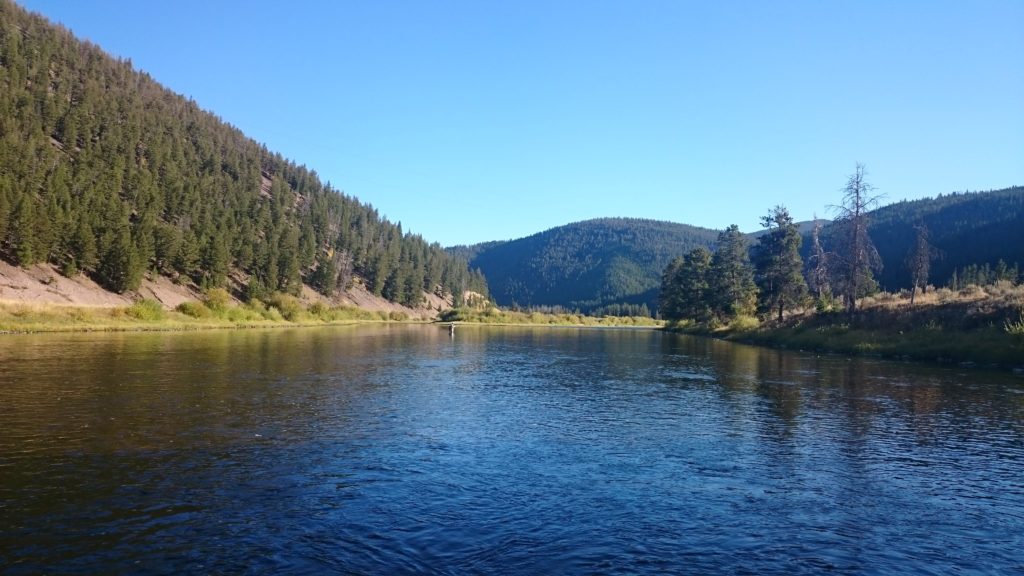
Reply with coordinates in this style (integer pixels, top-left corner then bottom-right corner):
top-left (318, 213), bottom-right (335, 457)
top-left (1, 325), bottom-right (1022, 574)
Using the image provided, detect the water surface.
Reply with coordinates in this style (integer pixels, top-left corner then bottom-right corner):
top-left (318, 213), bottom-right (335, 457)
top-left (1, 325), bottom-right (1022, 574)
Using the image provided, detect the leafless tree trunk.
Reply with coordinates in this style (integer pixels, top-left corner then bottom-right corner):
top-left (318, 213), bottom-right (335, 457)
top-left (807, 218), bottom-right (829, 301)
top-left (907, 222), bottom-right (933, 306)
top-left (831, 164), bottom-right (883, 316)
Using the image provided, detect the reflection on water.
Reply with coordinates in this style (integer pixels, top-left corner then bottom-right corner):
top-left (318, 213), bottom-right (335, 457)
top-left (1, 325), bottom-right (1022, 574)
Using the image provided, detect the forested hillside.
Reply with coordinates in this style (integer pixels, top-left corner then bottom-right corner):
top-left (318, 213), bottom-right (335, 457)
top-left (857, 187), bottom-right (1024, 290)
top-left (452, 218), bottom-right (720, 314)
top-left (0, 1), bottom-right (486, 307)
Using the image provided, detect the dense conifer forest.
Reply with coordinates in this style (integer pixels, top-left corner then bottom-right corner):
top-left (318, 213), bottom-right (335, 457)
top-left (861, 187), bottom-right (1024, 290)
top-left (0, 1), bottom-right (486, 306)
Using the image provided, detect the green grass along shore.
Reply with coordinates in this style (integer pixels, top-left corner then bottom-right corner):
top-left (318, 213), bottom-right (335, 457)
top-left (0, 297), bottom-right (663, 334)
top-left (667, 285), bottom-right (1024, 370)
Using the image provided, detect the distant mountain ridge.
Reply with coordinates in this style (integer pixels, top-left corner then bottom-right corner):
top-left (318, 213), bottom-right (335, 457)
top-left (455, 187), bottom-right (1023, 315)
top-left (450, 217), bottom-right (720, 313)
top-left (862, 186), bottom-right (1024, 290)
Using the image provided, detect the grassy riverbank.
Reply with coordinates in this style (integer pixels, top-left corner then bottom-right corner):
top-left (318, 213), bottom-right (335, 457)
top-left (0, 296), bottom-right (661, 334)
top-left (669, 284), bottom-right (1024, 368)
top-left (439, 307), bottom-right (663, 328)
top-left (0, 293), bottom-right (413, 333)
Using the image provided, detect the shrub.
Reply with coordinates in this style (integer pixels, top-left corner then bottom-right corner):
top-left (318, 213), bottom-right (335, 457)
top-left (222, 306), bottom-right (264, 322)
top-left (126, 299), bottom-right (165, 321)
top-left (1006, 309), bottom-right (1024, 341)
top-left (266, 292), bottom-right (304, 321)
top-left (959, 284), bottom-right (985, 298)
top-left (203, 287), bottom-right (232, 312)
top-left (388, 310), bottom-right (409, 322)
top-left (730, 315), bottom-right (760, 331)
top-left (307, 301), bottom-right (328, 318)
top-left (176, 301), bottom-right (212, 319)
top-left (935, 288), bottom-right (956, 304)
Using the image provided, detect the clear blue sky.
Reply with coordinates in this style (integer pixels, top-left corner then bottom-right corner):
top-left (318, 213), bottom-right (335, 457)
top-left (19, 0), bottom-right (1024, 246)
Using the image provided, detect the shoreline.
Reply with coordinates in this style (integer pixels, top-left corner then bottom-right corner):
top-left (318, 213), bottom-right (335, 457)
top-left (0, 301), bottom-right (663, 335)
top-left (0, 300), bottom-right (430, 335)
top-left (664, 322), bottom-right (1024, 373)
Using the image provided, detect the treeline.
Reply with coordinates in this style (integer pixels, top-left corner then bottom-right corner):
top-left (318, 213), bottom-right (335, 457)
top-left (455, 217), bottom-right (720, 315)
top-left (0, 1), bottom-right (486, 305)
top-left (857, 186), bottom-right (1024, 290)
top-left (947, 261), bottom-right (1020, 290)
top-left (660, 165), bottom-right (1017, 325)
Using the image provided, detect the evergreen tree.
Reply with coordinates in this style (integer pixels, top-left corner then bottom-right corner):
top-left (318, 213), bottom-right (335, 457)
top-left (678, 247), bottom-right (713, 322)
top-left (710, 225), bottom-right (757, 320)
top-left (70, 218), bottom-right (98, 272)
top-left (10, 195), bottom-right (38, 266)
top-left (174, 231), bottom-right (201, 282)
top-left (659, 256), bottom-right (684, 320)
top-left (0, 1), bottom-right (484, 308)
top-left (753, 206), bottom-right (807, 322)
top-left (97, 223), bottom-right (142, 293)
top-left (201, 232), bottom-right (230, 288)
top-left (311, 256), bottom-right (338, 297)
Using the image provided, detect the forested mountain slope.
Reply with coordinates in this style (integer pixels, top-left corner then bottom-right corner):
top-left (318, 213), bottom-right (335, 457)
top-left (457, 187), bottom-right (1022, 317)
top-left (0, 1), bottom-right (485, 307)
top-left (451, 218), bottom-right (720, 314)
top-left (859, 187), bottom-right (1024, 290)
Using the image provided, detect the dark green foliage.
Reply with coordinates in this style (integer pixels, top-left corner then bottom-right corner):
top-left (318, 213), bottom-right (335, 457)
top-left (10, 195), bottom-right (38, 265)
top-left (710, 225), bottom-right (758, 319)
top-left (97, 223), bottom-right (143, 293)
top-left (591, 302), bottom-right (651, 317)
top-left (812, 186), bottom-right (1024, 291)
top-left (947, 261), bottom-right (1020, 289)
top-left (659, 247), bottom-right (713, 322)
top-left (454, 218), bottom-right (719, 315)
top-left (752, 206), bottom-right (808, 322)
top-left (660, 226), bottom-right (758, 324)
top-left (0, 0), bottom-right (481, 304)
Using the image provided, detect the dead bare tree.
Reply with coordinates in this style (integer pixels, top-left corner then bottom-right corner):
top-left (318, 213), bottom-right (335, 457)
top-left (806, 216), bottom-right (830, 302)
top-left (830, 163), bottom-right (883, 316)
top-left (906, 222), bottom-right (934, 305)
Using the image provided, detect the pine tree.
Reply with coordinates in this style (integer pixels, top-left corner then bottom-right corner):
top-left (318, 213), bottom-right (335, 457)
top-left (10, 195), bottom-right (38, 266)
top-left (710, 225), bottom-right (757, 320)
top-left (753, 206), bottom-right (807, 322)
top-left (97, 223), bottom-right (142, 293)
top-left (659, 256), bottom-right (684, 320)
top-left (677, 247), bottom-right (713, 322)
top-left (70, 218), bottom-right (98, 272)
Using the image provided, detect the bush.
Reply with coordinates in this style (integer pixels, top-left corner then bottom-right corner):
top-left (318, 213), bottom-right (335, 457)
top-left (388, 310), bottom-right (409, 321)
top-left (127, 299), bottom-right (165, 321)
top-left (266, 292), bottom-right (304, 321)
top-left (223, 306), bottom-right (264, 322)
top-left (176, 301), bottom-right (212, 319)
top-left (203, 287), bottom-right (232, 312)
top-left (307, 301), bottom-right (328, 318)
top-left (935, 288), bottom-right (956, 304)
top-left (959, 284), bottom-right (985, 298)
top-left (1006, 309), bottom-right (1024, 341)
top-left (730, 315), bottom-right (760, 331)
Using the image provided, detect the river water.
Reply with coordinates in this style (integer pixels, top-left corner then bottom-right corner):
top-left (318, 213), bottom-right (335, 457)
top-left (1, 325), bottom-right (1022, 574)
